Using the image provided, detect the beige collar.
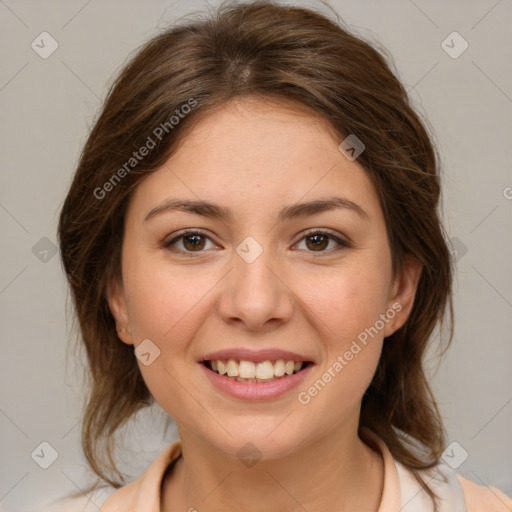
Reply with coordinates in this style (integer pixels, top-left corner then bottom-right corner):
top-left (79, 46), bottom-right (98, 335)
top-left (101, 429), bottom-right (467, 512)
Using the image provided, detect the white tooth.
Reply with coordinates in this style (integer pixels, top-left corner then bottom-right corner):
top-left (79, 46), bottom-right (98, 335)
top-left (226, 359), bottom-right (239, 377)
top-left (217, 360), bottom-right (227, 375)
top-left (274, 359), bottom-right (286, 377)
top-left (294, 361), bottom-right (303, 372)
top-left (239, 360), bottom-right (256, 379)
top-left (211, 360), bottom-right (218, 372)
top-left (256, 360), bottom-right (274, 380)
top-left (285, 360), bottom-right (295, 375)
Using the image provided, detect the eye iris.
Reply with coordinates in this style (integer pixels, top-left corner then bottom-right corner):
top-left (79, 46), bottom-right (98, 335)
top-left (177, 232), bottom-right (334, 253)
top-left (183, 234), bottom-right (205, 251)
top-left (306, 234), bottom-right (328, 251)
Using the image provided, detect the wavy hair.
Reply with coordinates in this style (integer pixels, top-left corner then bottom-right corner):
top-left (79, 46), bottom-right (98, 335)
top-left (58, 1), bottom-right (453, 507)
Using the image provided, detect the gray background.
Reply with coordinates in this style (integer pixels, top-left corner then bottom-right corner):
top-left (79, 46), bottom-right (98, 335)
top-left (1, 0), bottom-right (511, 510)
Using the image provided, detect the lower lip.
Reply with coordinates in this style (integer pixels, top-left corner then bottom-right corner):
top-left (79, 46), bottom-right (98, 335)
top-left (199, 362), bottom-right (313, 401)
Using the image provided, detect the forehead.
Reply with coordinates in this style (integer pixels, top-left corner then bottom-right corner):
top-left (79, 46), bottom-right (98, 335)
top-left (127, 98), bottom-right (382, 224)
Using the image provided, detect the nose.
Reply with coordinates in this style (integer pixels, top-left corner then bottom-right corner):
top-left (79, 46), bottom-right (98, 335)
top-left (217, 246), bottom-right (294, 332)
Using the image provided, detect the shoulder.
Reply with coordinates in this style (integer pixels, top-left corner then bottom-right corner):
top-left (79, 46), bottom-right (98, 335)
top-left (101, 440), bottom-right (183, 511)
top-left (34, 442), bottom-right (182, 512)
top-left (457, 474), bottom-right (512, 512)
top-left (361, 428), bottom-right (512, 512)
top-left (396, 459), bottom-right (512, 512)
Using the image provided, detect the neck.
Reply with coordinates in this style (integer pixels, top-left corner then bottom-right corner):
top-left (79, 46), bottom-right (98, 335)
top-left (162, 424), bottom-right (384, 512)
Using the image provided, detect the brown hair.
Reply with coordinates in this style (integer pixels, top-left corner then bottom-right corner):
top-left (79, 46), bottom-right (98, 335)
top-left (58, 0), bottom-right (453, 506)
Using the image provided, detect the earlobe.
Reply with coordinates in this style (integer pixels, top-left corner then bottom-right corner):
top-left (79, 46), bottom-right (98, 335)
top-left (106, 278), bottom-right (134, 346)
top-left (384, 254), bottom-right (423, 337)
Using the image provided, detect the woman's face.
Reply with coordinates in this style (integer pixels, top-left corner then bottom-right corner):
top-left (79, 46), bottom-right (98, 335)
top-left (108, 98), bottom-right (421, 459)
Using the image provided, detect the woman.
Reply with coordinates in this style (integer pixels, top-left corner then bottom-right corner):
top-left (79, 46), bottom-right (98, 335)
top-left (49, 1), bottom-right (511, 510)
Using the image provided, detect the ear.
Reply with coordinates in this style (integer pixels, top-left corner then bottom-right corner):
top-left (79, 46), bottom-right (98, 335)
top-left (106, 277), bottom-right (135, 346)
top-left (384, 254), bottom-right (423, 337)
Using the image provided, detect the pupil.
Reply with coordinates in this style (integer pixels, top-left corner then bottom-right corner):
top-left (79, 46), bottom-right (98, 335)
top-left (185, 234), bottom-right (204, 251)
top-left (308, 234), bottom-right (327, 251)
top-left (184, 234), bottom-right (328, 252)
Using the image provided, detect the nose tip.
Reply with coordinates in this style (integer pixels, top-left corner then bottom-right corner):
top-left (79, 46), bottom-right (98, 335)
top-left (217, 248), bottom-right (294, 331)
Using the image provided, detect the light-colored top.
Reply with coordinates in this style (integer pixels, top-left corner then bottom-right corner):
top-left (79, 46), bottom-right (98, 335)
top-left (40, 430), bottom-right (512, 512)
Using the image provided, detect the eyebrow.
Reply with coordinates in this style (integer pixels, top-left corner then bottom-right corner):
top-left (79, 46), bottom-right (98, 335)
top-left (144, 196), bottom-right (370, 223)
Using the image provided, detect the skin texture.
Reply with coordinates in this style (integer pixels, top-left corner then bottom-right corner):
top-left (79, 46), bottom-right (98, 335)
top-left (108, 98), bottom-right (422, 511)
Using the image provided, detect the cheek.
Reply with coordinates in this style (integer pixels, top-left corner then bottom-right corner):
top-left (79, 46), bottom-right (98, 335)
top-left (123, 252), bottom-right (213, 342)
top-left (299, 262), bottom-right (391, 348)
top-left (122, 254), bottom-right (219, 409)
top-left (122, 260), bottom-right (212, 421)
top-left (122, 236), bottom-right (392, 432)
top-left (292, 263), bottom-right (389, 411)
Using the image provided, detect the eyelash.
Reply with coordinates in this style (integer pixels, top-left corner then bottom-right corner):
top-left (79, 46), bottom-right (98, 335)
top-left (163, 229), bottom-right (351, 257)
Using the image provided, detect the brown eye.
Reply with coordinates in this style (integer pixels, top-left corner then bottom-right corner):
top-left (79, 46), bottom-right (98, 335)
top-left (295, 230), bottom-right (351, 255)
top-left (164, 229), bottom-right (350, 257)
top-left (164, 231), bottom-right (216, 256)
top-left (182, 233), bottom-right (206, 251)
top-left (305, 233), bottom-right (330, 251)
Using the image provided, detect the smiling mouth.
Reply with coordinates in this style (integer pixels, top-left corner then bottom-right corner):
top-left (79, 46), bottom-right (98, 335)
top-left (202, 359), bottom-right (312, 383)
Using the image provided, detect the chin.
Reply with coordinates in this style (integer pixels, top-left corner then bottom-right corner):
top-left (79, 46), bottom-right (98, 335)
top-left (206, 417), bottom-right (308, 461)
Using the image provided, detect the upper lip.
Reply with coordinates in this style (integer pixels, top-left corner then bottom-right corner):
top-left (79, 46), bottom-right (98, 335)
top-left (200, 348), bottom-right (313, 364)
